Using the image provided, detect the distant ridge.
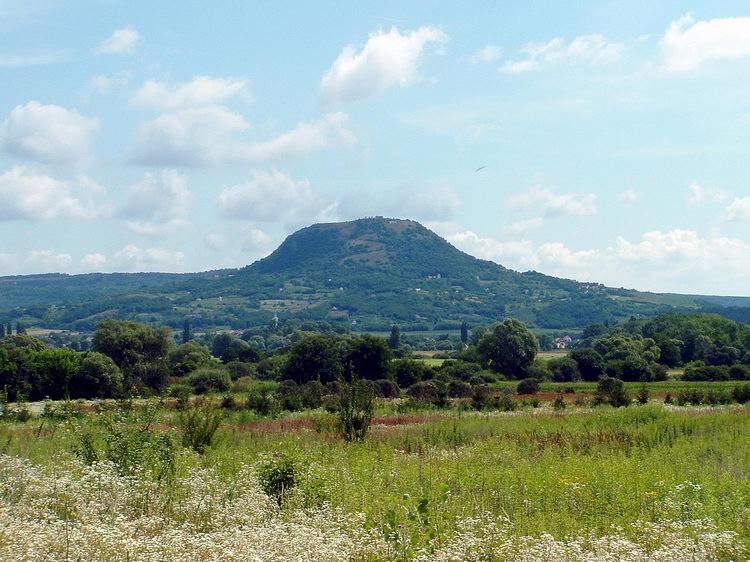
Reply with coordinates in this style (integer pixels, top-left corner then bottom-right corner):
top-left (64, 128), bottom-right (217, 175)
top-left (1, 217), bottom-right (749, 331)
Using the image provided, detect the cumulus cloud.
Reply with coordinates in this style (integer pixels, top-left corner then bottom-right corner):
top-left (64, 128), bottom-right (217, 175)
top-left (121, 170), bottom-right (192, 235)
top-left (81, 253), bottom-right (107, 270)
top-left (447, 227), bottom-right (750, 294)
top-left (131, 76), bottom-right (252, 110)
top-left (321, 26), bottom-right (448, 103)
top-left (508, 187), bottom-right (597, 217)
top-left (620, 188), bottom-right (642, 206)
top-left (446, 230), bottom-right (535, 265)
top-left (502, 33), bottom-right (623, 73)
top-left (25, 250), bottom-right (73, 272)
top-left (0, 166), bottom-right (109, 221)
top-left (112, 244), bottom-right (185, 272)
top-left (470, 45), bottom-right (502, 64)
top-left (723, 197), bottom-right (750, 223)
top-left (503, 217), bottom-right (543, 236)
top-left (241, 228), bottom-right (273, 252)
top-left (131, 109), bottom-right (353, 167)
top-left (661, 14), bottom-right (750, 72)
top-left (218, 169), bottom-right (321, 223)
top-left (1, 101), bottom-right (99, 165)
top-left (131, 106), bottom-right (249, 166)
top-left (687, 182), bottom-right (727, 205)
top-left (96, 27), bottom-right (139, 55)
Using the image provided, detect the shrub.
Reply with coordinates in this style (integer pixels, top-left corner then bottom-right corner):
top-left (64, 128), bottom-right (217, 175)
top-left (448, 380), bottom-right (472, 398)
top-left (553, 393), bottom-right (566, 410)
top-left (245, 389), bottom-right (279, 417)
top-left (595, 377), bottom-right (630, 407)
top-left (231, 376), bottom-right (254, 393)
top-left (636, 386), bottom-right (649, 405)
top-left (516, 378), bottom-right (541, 395)
top-left (471, 384), bottom-right (492, 410)
top-left (187, 368), bottom-right (231, 394)
top-left (169, 384), bottom-right (191, 410)
top-left (548, 357), bottom-right (580, 382)
top-left (376, 379), bottom-right (401, 398)
top-left (257, 452), bottom-right (297, 506)
top-left (493, 389), bottom-right (518, 411)
top-left (732, 384), bottom-right (750, 403)
top-left (337, 376), bottom-right (374, 442)
top-left (178, 402), bottom-right (223, 454)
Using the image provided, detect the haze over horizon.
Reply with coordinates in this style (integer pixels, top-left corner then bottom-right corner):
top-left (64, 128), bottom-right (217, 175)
top-left (2, 1), bottom-right (750, 295)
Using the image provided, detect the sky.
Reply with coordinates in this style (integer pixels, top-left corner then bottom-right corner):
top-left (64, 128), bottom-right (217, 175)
top-left (1, 1), bottom-right (750, 296)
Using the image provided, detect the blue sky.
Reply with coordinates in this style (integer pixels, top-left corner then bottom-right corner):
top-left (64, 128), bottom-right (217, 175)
top-left (1, 1), bottom-right (750, 295)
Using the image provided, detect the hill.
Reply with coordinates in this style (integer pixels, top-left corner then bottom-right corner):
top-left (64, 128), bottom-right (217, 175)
top-left (1, 217), bottom-right (749, 332)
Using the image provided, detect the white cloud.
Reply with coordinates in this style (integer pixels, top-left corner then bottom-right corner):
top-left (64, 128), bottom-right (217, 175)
top-left (25, 250), bottom-right (73, 272)
top-left (446, 230), bottom-right (536, 266)
top-left (470, 45), bottom-right (502, 64)
top-left (503, 217), bottom-right (543, 236)
top-left (132, 109), bottom-right (353, 167)
top-left (445, 227), bottom-right (750, 293)
top-left (508, 187), bottom-right (597, 217)
top-left (620, 188), bottom-right (641, 206)
top-left (81, 253), bottom-right (106, 270)
top-left (121, 170), bottom-right (192, 235)
top-left (1, 101), bottom-right (99, 165)
top-left (112, 244), bottom-right (186, 272)
top-left (131, 76), bottom-right (252, 110)
top-left (723, 197), bottom-right (750, 223)
top-left (661, 14), bottom-right (750, 72)
top-left (218, 169), bottom-right (319, 223)
top-left (0, 166), bottom-right (109, 220)
top-left (131, 106), bottom-right (250, 166)
top-left (321, 26), bottom-right (448, 103)
top-left (687, 182), bottom-right (727, 205)
top-left (502, 34), bottom-right (623, 73)
top-left (241, 228), bottom-right (273, 252)
top-left (89, 72), bottom-right (130, 93)
top-left (96, 27), bottom-right (139, 55)
top-left (233, 112), bottom-right (355, 163)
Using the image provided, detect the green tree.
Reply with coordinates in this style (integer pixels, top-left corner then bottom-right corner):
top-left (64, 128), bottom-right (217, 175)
top-left (70, 352), bottom-right (123, 398)
top-left (282, 334), bottom-right (344, 384)
top-left (169, 341), bottom-right (214, 376)
top-left (93, 320), bottom-right (172, 390)
top-left (548, 356), bottom-right (580, 382)
top-left (32, 349), bottom-right (81, 400)
top-left (345, 334), bottom-right (392, 381)
top-left (477, 319), bottom-right (538, 378)
top-left (460, 321), bottom-right (469, 345)
top-left (388, 325), bottom-right (401, 350)
top-left (569, 348), bottom-right (605, 381)
top-left (182, 318), bottom-right (191, 344)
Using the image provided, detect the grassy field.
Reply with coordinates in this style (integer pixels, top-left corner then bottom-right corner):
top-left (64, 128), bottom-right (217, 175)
top-left (0, 398), bottom-right (748, 560)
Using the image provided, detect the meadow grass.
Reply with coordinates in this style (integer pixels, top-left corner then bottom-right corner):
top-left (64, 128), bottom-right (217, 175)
top-left (0, 402), bottom-right (748, 560)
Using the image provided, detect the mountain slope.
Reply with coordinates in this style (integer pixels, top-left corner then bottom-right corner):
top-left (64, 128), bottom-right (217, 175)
top-left (1, 217), bottom-right (749, 331)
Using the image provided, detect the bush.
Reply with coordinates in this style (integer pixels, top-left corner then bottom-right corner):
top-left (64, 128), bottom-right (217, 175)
top-left (187, 368), bottom-right (231, 394)
top-left (471, 384), bottom-right (492, 410)
top-left (636, 386), bottom-right (649, 405)
top-left (594, 377), bottom-right (630, 407)
top-left (169, 384), bottom-right (191, 410)
top-left (257, 452), bottom-right (297, 506)
top-left (516, 378), bottom-right (541, 395)
top-left (337, 377), bottom-right (374, 442)
top-left (553, 393), bottom-right (566, 411)
top-left (407, 381), bottom-right (448, 407)
top-left (245, 388), bottom-right (279, 417)
top-left (732, 384), bottom-right (750, 403)
top-left (178, 402), bottom-right (223, 454)
top-left (448, 379), bottom-right (472, 398)
top-left (375, 379), bottom-right (401, 398)
top-left (548, 357), bottom-right (580, 382)
top-left (231, 376), bottom-right (254, 393)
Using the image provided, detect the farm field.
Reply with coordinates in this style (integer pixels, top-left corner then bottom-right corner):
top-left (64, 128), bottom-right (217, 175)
top-left (0, 398), bottom-right (748, 561)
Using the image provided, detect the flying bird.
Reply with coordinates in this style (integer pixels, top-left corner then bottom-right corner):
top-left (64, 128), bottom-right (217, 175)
top-left (475, 166), bottom-right (486, 172)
